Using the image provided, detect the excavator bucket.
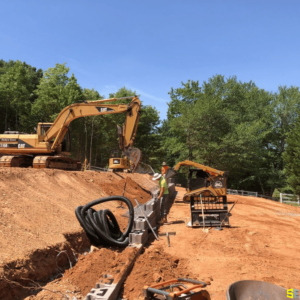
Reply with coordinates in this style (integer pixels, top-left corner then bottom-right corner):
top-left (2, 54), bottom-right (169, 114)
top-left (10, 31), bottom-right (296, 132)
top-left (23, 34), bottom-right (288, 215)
top-left (165, 168), bottom-right (176, 180)
top-left (124, 148), bottom-right (142, 172)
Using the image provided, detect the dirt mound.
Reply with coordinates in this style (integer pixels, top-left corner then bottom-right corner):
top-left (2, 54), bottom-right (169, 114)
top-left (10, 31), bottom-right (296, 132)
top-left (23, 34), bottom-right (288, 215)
top-left (0, 168), bottom-right (156, 300)
top-left (122, 246), bottom-right (199, 300)
top-left (25, 247), bottom-right (139, 300)
top-left (101, 175), bottom-right (151, 204)
top-left (28, 245), bottom-right (199, 300)
top-left (120, 173), bottom-right (158, 195)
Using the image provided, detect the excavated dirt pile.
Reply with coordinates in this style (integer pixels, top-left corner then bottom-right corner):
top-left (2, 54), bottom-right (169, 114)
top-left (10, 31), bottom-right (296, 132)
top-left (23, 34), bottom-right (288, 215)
top-left (25, 247), bottom-right (139, 300)
top-left (121, 246), bottom-right (201, 300)
top-left (24, 245), bottom-right (201, 300)
top-left (0, 168), bottom-right (156, 300)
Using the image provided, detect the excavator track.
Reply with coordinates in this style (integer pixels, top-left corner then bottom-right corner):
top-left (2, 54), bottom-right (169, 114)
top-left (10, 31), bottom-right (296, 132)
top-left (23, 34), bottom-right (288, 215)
top-left (33, 156), bottom-right (81, 170)
top-left (0, 155), bottom-right (33, 168)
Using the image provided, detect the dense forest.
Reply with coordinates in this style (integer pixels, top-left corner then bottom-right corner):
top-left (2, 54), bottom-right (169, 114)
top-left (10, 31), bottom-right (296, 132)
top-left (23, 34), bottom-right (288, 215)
top-left (1, 59), bottom-right (300, 196)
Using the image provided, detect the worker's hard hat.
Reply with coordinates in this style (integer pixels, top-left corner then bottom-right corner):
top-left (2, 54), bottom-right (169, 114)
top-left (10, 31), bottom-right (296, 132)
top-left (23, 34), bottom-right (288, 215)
top-left (162, 162), bottom-right (167, 166)
top-left (152, 173), bottom-right (162, 181)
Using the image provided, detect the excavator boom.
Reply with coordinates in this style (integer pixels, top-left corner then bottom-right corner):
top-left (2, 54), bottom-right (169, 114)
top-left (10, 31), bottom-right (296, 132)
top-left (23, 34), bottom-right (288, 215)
top-left (173, 160), bottom-right (225, 176)
top-left (166, 160), bottom-right (228, 197)
top-left (45, 96), bottom-right (141, 151)
top-left (0, 96), bottom-right (142, 171)
top-left (166, 159), bottom-right (230, 228)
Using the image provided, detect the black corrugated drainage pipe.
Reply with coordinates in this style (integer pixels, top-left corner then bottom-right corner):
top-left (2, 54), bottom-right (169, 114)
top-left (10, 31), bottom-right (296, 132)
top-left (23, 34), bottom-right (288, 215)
top-left (75, 196), bottom-right (134, 248)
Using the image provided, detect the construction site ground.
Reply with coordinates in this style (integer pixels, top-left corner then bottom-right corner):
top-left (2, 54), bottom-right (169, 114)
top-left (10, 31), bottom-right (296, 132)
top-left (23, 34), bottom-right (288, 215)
top-left (0, 168), bottom-right (299, 299)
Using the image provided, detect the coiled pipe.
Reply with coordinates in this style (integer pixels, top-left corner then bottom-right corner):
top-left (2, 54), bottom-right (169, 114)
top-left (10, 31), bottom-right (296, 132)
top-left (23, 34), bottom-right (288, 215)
top-left (75, 196), bottom-right (134, 248)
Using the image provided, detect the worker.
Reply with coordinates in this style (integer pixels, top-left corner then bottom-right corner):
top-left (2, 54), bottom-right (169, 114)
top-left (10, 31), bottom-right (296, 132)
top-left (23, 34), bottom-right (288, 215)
top-left (152, 172), bottom-right (169, 224)
top-left (161, 162), bottom-right (169, 177)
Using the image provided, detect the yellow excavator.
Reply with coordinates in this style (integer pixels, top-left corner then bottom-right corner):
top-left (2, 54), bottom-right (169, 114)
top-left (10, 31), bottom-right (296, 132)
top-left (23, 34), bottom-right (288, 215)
top-left (0, 96), bottom-right (142, 171)
top-left (166, 160), bottom-right (228, 201)
top-left (166, 160), bottom-right (230, 227)
top-left (108, 148), bottom-right (137, 172)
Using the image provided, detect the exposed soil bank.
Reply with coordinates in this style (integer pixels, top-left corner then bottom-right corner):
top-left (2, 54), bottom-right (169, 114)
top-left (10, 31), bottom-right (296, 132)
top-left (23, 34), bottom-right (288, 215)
top-left (0, 168), bottom-right (155, 299)
top-left (24, 246), bottom-right (139, 300)
top-left (2, 169), bottom-right (299, 300)
top-left (122, 246), bottom-right (201, 300)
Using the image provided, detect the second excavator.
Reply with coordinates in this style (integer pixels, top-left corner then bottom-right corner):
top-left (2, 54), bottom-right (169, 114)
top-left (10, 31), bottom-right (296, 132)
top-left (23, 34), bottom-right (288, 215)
top-left (167, 160), bottom-right (228, 201)
top-left (166, 160), bottom-right (230, 227)
top-left (0, 96), bottom-right (142, 171)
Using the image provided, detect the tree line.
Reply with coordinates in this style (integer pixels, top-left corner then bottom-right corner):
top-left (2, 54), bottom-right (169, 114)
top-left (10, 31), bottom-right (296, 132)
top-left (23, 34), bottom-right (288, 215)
top-left (1, 59), bottom-right (300, 196)
top-left (0, 60), bottom-right (163, 170)
top-left (162, 76), bottom-right (300, 196)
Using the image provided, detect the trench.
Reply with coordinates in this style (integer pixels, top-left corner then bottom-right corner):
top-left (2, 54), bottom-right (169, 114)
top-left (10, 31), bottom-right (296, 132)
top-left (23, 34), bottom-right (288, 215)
top-left (0, 232), bottom-right (91, 300)
top-left (0, 169), bottom-right (158, 300)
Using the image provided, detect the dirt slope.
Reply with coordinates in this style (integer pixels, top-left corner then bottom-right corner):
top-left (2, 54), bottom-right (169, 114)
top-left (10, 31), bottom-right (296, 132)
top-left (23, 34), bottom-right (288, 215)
top-left (1, 170), bottom-right (300, 300)
top-left (131, 188), bottom-right (299, 300)
top-left (0, 168), bottom-right (155, 299)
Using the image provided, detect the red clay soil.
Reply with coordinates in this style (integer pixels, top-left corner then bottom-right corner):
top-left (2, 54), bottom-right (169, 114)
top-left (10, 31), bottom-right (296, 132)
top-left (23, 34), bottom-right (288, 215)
top-left (0, 168), bottom-right (155, 300)
top-left (36, 187), bottom-right (300, 300)
top-left (140, 187), bottom-right (300, 300)
top-left (25, 247), bottom-right (139, 300)
top-left (27, 245), bottom-right (201, 300)
top-left (122, 246), bottom-right (204, 300)
top-left (96, 173), bottom-right (153, 205)
top-left (119, 173), bottom-right (159, 196)
top-left (2, 168), bottom-right (300, 300)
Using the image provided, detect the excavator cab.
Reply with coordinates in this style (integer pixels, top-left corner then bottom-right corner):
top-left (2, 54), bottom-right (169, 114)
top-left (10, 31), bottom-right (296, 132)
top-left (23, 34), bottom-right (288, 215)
top-left (37, 123), bottom-right (71, 153)
top-left (188, 169), bottom-right (209, 191)
top-left (38, 123), bottom-right (52, 136)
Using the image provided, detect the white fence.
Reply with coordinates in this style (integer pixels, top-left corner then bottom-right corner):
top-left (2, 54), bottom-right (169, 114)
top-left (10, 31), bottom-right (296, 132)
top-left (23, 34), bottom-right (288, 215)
top-left (227, 190), bottom-right (300, 206)
top-left (280, 193), bottom-right (300, 205)
top-left (227, 189), bottom-right (258, 197)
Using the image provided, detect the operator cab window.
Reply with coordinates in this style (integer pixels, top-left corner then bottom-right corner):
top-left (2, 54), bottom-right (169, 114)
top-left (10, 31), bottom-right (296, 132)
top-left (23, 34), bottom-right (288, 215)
top-left (40, 125), bottom-right (51, 136)
top-left (189, 169), bottom-right (208, 190)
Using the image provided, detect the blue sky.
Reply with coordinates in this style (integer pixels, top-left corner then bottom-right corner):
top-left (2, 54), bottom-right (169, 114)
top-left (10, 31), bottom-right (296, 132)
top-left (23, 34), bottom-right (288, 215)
top-left (1, 0), bottom-right (299, 120)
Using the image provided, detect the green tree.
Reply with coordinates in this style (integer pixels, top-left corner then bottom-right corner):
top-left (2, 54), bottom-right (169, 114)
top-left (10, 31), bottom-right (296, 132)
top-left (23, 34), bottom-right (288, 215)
top-left (272, 86), bottom-right (300, 167)
top-left (32, 63), bottom-right (83, 122)
top-left (0, 60), bottom-right (43, 132)
top-left (72, 86), bottom-right (162, 169)
top-left (164, 75), bottom-right (277, 193)
top-left (134, 105), bottom-right (162, 169)
top-left (83, 88), bottom-right (101, 100)
top-left (71, 88), bottom-right (104, 164)
top-left (283, 112), bottom-right (300, 195)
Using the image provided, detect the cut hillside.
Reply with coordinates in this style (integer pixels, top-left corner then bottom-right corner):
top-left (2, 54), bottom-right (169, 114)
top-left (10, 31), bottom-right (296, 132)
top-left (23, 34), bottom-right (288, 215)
top-left (0, 168), bottom-right (155, 299)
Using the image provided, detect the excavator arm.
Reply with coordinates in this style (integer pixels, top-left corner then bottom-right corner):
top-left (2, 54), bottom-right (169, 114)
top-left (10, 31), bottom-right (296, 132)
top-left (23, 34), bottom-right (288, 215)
top-left (173, 160), bottom-right (225, 176)
top-left (44, 96), bottom-right (142, 169)
top-left (164, 160), bottom-right (228, 198)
